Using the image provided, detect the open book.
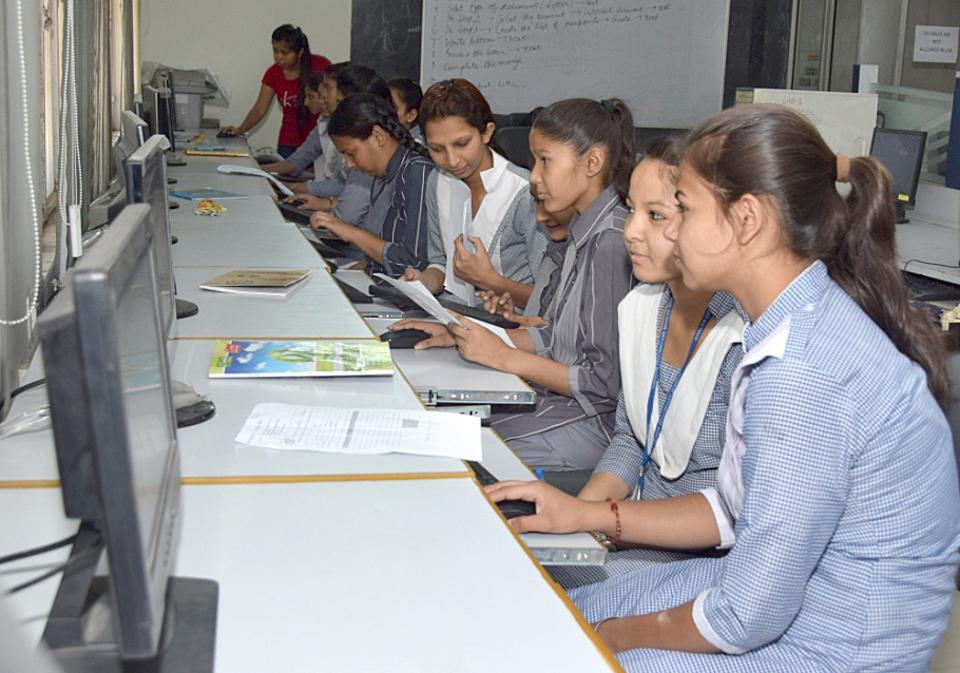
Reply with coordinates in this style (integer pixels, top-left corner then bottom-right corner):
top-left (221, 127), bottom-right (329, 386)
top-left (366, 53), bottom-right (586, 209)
top-left (209, 340), bottom-right (394, 378)
top-left (200, 269), bottom-right (311, 298)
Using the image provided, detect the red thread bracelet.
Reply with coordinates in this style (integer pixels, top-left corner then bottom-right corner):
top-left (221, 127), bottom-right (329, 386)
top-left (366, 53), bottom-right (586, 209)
top-left (606, 497), bottom-right (621, 546)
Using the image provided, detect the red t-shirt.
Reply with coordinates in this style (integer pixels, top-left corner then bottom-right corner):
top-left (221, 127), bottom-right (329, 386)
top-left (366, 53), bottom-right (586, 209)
top-left (261, 53), bottom-right (330, 147)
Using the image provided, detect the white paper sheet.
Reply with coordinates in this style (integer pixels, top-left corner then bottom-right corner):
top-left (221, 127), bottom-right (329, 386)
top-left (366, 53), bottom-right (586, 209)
top-left (373, 273), bottom-right (516, 348)
top-left (235, 403), bottom-right (481, 460)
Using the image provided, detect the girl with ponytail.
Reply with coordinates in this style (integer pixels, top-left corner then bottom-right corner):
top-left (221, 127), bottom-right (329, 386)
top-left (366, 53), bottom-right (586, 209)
top-left (393, 98), bottom-right (635, 477)
top-left (546, 104), bottom-right (959, 673)
top-left (220, 24), bottom-right (331, 156)
top-left (309, 93), bottom-right (435, 276)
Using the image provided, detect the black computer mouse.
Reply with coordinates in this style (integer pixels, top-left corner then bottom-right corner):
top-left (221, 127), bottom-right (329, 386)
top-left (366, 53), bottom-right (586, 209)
top-left (168, 200), bottom-right (180, 210)
top-left (378, 328), bottom-right (431, 349)
top-left (497, 499), bottom-right (536, 519)
top-left (216, 130), bottom-right (237, 138)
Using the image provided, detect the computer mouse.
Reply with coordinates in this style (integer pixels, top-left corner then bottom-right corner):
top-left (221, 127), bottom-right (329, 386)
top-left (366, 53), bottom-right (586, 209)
top-left (378, 328), bottom-right (431, 349)
top-left (216, 130), bottom-right (237, 138)
top-left (497, 499), bottom-right (536, 519)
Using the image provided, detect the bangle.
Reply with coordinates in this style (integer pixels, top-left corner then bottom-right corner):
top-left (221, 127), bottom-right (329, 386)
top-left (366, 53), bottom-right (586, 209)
top-left (606, 497), bottom-right (621, 546)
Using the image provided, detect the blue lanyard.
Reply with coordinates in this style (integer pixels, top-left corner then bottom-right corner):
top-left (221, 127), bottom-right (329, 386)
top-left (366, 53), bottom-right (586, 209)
top-left (638, 301), bottom-right (712, 497)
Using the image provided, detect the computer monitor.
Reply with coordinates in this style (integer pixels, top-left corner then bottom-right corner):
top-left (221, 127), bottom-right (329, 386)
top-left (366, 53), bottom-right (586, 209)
top-left (142, 84), bottom-right (176, 151)
top-left (869, 127), bottom-right (926, 224)
top-left (125, 135), bottom-right (179, 333)
top-left (122, 110), bottom-right (149, 148)
top-left (39, 204), bottom-right (216, 669)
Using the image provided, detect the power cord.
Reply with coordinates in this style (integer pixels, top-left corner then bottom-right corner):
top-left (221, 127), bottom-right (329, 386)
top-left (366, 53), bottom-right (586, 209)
top-left (0, 533), bottom-right (77, 566)
top-left (4, 541), bottom-right (103, 596)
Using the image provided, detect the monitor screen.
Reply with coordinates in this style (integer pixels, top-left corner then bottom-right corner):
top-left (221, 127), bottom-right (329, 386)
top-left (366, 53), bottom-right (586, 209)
top-left (869, 128), bottom-right (926, 206)
top-left (126, 135), bottom-right (177, 335)
top-left (39, 203), bottom-right (180, 658)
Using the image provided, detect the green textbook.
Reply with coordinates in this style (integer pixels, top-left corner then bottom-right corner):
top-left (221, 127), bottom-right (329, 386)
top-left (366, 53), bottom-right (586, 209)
top-left (209, 340), bottom-right (393, 378)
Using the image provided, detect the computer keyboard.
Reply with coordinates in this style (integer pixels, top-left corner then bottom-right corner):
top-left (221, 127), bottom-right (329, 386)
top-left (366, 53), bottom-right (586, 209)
top-left (277, 200), bottom-right (313, 225)
top-left (467, 460), bottom-right (536, 519)
top-left (333, 276), bottom-right (373, 304)
top-left (367, 284), bottom-right (423, 312)
top-left (436, 295), bottom-right (520, 329)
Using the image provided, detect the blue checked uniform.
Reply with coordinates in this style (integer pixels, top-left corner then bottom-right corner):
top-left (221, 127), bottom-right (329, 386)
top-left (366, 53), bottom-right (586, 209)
top-left (571, 261), bottom-right (960, 672)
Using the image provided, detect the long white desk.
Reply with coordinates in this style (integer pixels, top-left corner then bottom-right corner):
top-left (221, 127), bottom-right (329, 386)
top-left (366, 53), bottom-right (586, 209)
top-left (897, 218), bottom-right (960, 285)
top-left (0, 483), bottom-right (619, 672)
top-left (0, 340), bottom-right (468, 484)
top-left (171, 266), bottom-right (374, 340)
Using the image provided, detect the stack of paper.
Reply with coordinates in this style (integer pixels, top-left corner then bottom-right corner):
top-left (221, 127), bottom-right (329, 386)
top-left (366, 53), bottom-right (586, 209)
top-left (372, 274), bottom-right (515, 348)
top-left (235, 403), bottom-right (481, 460)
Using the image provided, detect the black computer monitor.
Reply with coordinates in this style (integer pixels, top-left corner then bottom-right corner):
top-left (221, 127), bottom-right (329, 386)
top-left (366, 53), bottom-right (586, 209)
top-left (142, 84), bottom-right (176, 152)
top-left (125, 135), bottom-right (179, 333)
top-left (38, 204), bottom-right (216, 669)
top-left (869, 127), bottom-right (926, 224)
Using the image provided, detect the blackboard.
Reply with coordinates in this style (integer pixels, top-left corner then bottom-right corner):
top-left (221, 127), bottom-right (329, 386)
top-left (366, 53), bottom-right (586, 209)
top-left (350, 0), bottom-right (423, 81)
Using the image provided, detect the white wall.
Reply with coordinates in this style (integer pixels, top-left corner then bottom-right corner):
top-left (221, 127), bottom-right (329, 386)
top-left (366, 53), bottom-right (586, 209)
top-left (139, 0), bottom-right (352, 152)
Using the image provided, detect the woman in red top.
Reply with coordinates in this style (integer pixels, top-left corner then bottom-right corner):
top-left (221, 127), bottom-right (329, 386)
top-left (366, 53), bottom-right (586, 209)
top-left (220, 24), bottom-right (330, 157)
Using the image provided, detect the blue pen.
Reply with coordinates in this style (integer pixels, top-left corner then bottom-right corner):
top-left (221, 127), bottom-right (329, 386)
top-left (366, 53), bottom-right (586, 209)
top-left (534, 468), bottom-right (544, 479)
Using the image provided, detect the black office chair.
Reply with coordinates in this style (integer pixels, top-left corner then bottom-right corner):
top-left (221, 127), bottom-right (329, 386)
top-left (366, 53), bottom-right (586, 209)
top-left (494, 126), bottom-right (533, 170)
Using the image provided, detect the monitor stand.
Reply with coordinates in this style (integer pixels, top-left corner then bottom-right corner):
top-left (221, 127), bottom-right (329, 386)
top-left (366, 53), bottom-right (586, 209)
top-left (166, 153), bottom-right (187, 167)
top-left (42, 524), bottom-right (219, 673)
top-left (176, 298), bottom-right (198, 319)
top-left (895, 202), bottom-right (909, 224)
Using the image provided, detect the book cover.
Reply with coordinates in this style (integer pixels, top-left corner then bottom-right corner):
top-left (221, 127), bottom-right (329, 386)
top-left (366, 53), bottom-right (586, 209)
top-left (199, 269), bottom-right (311, 298)
top-left (209, 340), bottom-right (394, 378)
top-left (170, 188), bottom-right (247, 200)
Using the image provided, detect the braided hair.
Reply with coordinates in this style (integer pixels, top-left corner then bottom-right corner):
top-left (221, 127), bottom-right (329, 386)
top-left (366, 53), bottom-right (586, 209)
top-left (328, 93), bottom-right (428, 157)
top-left (272, 24), bottom-right (315, 135)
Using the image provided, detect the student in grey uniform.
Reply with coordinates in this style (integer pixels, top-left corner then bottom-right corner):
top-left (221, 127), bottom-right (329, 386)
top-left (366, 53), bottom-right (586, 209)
top-left (280, 65), bottom-right (394, 232)
top-left (309, 93), bottom-right (435, 276)
top-left (393, 98), bottom-right (635, 472)
top-left (387, 78), bottom-right (424, 144)
top-left (486, 137), bottom-right (745, 590)
top-left (494, 104), bottom-right (959, 673)
top-left (403, 79), bottom-right (545, 307)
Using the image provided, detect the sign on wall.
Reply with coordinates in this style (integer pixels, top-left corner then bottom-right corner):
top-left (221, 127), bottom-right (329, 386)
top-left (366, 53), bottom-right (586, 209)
top-left (913, 25), bottom-right (959, 64)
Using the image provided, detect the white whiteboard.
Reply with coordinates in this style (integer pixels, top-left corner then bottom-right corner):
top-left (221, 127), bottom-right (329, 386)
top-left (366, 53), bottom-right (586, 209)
top-left (420, 0), bottom-right (731, 128)
top-left (746, 89), bottom-right (879, 157)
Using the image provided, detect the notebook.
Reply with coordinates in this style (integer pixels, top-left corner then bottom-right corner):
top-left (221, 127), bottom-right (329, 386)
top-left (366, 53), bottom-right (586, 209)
top-left (208, 340), bottom-right (394, 378)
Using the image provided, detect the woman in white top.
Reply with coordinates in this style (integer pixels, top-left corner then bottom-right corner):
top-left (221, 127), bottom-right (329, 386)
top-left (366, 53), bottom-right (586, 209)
top-left (404, 79), bottom-right (546, 307)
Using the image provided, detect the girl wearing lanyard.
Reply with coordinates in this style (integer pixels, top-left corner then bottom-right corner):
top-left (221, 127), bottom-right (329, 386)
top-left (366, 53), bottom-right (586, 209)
top-left (393, 98), bottom-right (635, 473)
top-left (494, 105), bottom-right (960, 672)
top-left (309, 93), bottom-right (435, 276)
top-left (402, 79), bottom-right (546, 308)
top-left (488, 137), bottom-right (745, 589)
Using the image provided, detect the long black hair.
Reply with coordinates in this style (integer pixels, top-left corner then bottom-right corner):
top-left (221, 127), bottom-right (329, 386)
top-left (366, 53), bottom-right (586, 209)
top-left (334, 64), bottom-right (391, 102)
top-left (683, 104), bottom-right (949, 405)
top-left (328, 93), bottom-right (426, 157)
top-left (272, 24), bottom-right (314, 135)
top-left (532, 98), bottom-right (635, 199)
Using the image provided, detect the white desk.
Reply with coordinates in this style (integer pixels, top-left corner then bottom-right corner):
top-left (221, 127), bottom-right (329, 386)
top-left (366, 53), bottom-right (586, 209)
top-left (171, 220), bottom-right (321, 268)
top-left (0, 483), bottom-right (619, 672)
top-left (171, 267), bottom-right (374, 340)
top-left (0, 340), bottom-right (469, 484)
top-left (897, 218), bottom-right (960, 285)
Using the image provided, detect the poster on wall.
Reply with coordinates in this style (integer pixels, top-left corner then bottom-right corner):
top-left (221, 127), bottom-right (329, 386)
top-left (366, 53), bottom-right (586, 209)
top-left (913, 26), bottom-right (959, 64)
